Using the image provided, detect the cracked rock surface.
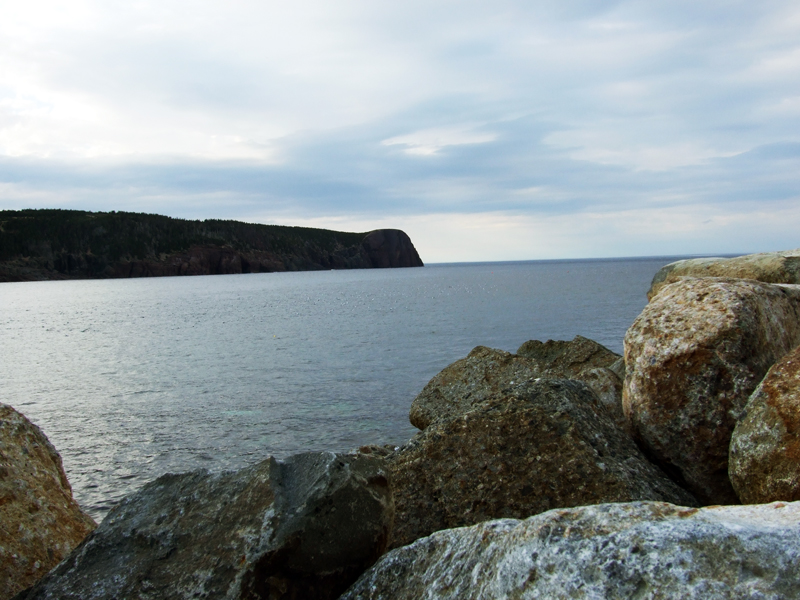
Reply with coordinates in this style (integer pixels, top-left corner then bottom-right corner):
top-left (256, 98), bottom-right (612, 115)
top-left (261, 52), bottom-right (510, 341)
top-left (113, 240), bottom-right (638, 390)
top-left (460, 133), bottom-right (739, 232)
top-left (15, 452), bottom-right (393, 600)
top-left (342, 500), bottom-right (800, 600)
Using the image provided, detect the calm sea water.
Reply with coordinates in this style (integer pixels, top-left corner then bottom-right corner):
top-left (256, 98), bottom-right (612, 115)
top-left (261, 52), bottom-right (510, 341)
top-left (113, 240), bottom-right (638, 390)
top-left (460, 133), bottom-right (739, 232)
top-left (1, 257), bottom-right (678, 522)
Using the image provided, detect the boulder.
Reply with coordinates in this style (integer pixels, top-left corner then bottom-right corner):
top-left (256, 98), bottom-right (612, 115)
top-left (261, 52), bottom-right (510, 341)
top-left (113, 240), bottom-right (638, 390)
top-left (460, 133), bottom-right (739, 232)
top-left (515, 335), bottom-right (621, 374)
top-left (408, 346), bottom-right (541, 430)
top-left (16, 452), bottom-right (393, 600)
top-left (388, 379), bottom-right (695, 549)
top-left (341, 500), bottom-right (800, 600)
top-left (0, 404), bottom-right (95, 600)
top-left (729, 344), bottom-right (800, 504)
top-left (623, 277), bottom-right (800, 504)
top-left (647, 249), bottom-right (800, 300)
top-left (409, 337), bottom-right (626, 431)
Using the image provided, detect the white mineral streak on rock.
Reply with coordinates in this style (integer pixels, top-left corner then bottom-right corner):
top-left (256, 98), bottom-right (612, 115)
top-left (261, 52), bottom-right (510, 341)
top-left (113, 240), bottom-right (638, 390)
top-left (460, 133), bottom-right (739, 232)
top-left (341, 501), bottom-right (800, 600)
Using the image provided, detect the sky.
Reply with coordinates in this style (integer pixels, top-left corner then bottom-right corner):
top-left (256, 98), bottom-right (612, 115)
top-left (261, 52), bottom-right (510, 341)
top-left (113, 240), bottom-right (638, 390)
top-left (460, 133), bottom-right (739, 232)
top-left (1, 0), bottom-right (799, 262)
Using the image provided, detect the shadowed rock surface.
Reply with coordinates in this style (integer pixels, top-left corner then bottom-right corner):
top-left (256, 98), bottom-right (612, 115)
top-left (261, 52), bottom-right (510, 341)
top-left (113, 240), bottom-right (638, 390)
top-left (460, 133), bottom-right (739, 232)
top-left (0, 209), bottom-right (423, 282)
top-left (647, 249), bottom-right (800, 300)
top-left (0, 404), bottom-right (96, 600)
top-left (341, 501), bottom-right (800, 600)
top-left (388, 379), bottom-right (696, 549)
top-left (730, 344), bottom-right (800, 504)
top-left (360, 230), bottom-right (424, 268)
top-left (409, 337), bottom-right (626, 432)
top-left (15, 452), bottom-right (393, 600)
top-left (624, 277), bottom-right (800, 505)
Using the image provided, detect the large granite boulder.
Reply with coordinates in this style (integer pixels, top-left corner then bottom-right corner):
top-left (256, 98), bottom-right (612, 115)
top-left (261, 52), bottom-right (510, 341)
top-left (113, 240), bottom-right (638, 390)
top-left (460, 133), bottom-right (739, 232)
top-left (647, 249), bottom-right (800, 300)
top-left (409, 337), bottom-right (626, 432)
top-left (16, 452), bottom-right (393, 600)
top-left (0, 404), bottom-right (96, 600)
top-left (341, 500), bottom-right (800, 600)
top-left (361, 229), bottom-right (424, 268)
top-left (624, 277), bottom-right (800, 505)
top-left (729, 344), bottom-right (800, 504)
top-left (388, 379), bottom-right (695, 549)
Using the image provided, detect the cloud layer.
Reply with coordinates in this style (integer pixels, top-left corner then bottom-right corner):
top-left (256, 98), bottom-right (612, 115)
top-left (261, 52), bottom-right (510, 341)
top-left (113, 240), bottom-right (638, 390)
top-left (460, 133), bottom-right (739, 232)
top-left (1, 0), bottom-right (799, 261)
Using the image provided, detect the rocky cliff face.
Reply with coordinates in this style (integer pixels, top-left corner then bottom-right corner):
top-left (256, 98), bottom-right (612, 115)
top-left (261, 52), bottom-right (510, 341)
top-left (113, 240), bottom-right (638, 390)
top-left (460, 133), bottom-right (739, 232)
top-left (361, 230), bottom-right (424, 268)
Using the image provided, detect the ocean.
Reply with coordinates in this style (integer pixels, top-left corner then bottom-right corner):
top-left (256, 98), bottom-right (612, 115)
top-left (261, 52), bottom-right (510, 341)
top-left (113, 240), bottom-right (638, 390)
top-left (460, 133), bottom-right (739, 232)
top-left (1, 256), bottom-right (678, 522)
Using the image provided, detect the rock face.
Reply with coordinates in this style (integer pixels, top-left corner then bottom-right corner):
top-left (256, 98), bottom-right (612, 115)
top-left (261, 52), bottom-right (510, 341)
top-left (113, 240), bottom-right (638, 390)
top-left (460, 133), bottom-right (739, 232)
top-left (729, 344), bottom-right (800, 504)
top-left (409, 336), bottom-right (625, 431)
top-left (647, 249), bottom-right (800, 300)
top-left (623, 277), bottom-right (800, 505)
top-left (387, 379), bottom-right (696, 550)
top-left (17, 452), bottom-right (393, 600)
top-left (0, 404), bottom-right (95, 600)
top-left (341, 500), bottom-right (800, 600)
top-left (361, 229), bottom-right (424, 268)
top-left (515, 335), bottom-right (621, 375)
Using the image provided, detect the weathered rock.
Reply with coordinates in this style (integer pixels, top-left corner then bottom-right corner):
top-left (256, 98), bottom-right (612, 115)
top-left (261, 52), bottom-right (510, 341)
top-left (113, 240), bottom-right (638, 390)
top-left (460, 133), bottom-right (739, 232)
top-left (0, 404), bottom-right (96, 600)
top-left (409, 337), bottom-right (625, 431)
top-left (730, 344), bottom-right (800, 504)
top-left (388, 379), bottom-right (695, 549)
top-left (361, 229), bottom-right (424, 268)
top-left (515, 335), bottom-right (620, 374)
top-left (624, 277), bottom-right (800, 504)
top-left (341, 500), bottom-right (800, 600)
top-left (16, 452), bottom-right (393, 600)
top-left (648, 249), bottom-right (800, 300)
top-left (408, 346), bottom-right (540, 430)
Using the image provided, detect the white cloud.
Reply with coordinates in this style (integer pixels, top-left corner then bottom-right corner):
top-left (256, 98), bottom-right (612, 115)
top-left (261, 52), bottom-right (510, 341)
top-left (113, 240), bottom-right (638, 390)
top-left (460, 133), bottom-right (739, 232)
top-left (0, 0), bottom-right (799, 260)
top-left (381, 126), bottom-right (497, 156)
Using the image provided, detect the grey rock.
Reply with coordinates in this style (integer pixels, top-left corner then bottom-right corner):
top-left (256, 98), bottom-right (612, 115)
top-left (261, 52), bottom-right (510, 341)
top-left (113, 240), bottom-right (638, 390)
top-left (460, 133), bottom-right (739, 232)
top-left (388, 379), bottom-right (695, 549)
top-left (624, 277), bottom-right (800, 504)
top-left (515, 334), bottom-right (621, 374)
top-left (730, 344), bottom-right (800, 504)
top-left (647, 249), bottom-right (800, 300)
top-left (16, 452), bottom-right (393, 600)
top-left (409, 336), bottom-right (625, 431)
top-left (0, 404), bottom-right (96, 599)
top-left (341, 500), bottom-right (800, 600)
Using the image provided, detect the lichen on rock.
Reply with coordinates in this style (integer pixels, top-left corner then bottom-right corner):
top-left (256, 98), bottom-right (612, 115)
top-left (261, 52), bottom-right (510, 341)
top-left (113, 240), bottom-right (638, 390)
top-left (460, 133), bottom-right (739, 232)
top-left (623, 277), bottom-right (800, 504)
top-left (0, 403), bottom-right (96, 600)
top-left (730, 343), bottom-right (800, 504)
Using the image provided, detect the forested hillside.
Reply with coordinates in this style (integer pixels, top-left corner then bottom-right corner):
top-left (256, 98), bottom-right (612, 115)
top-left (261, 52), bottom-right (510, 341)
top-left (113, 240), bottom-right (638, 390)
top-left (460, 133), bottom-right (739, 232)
top-left (0, 209), bottom-right (423, 281)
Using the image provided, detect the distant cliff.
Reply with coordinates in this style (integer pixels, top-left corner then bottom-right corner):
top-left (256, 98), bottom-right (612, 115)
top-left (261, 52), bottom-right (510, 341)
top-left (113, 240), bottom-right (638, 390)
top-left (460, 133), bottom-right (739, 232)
top-left (0, 209), bottom-right (424, 282)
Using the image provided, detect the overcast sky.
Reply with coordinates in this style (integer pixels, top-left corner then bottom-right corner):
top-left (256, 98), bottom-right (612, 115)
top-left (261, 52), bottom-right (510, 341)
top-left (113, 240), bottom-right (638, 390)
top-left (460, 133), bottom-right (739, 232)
top-left (1, 0), bottom-right (798, 262)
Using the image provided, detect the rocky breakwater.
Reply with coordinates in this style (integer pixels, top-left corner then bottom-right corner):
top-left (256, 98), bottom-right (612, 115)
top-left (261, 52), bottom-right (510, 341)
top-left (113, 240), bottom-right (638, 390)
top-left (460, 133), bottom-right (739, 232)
top-left (623, 277), bottom-right (800, 504)
top-left (383, 336), bottom-right (693, 549)
top-left (647, 248), bottom-right (800, 300)
top-left (0, 404), bottom-right (96, 600)
top-left (386, 378), bottom-right (695, 549)
top-left (15, 451), bottom-right (393, 600)
top-left (342, 501), bottom-right (800, 599)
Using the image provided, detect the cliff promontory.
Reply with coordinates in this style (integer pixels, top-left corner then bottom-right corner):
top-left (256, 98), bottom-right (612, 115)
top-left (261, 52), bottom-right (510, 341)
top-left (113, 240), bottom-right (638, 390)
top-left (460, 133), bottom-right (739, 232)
top-left (0, 209), bottom-right (424, 282)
